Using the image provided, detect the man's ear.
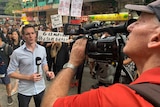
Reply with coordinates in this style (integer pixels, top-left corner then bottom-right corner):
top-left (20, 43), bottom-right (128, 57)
top-left (148, 32), bottom-right (160, 48)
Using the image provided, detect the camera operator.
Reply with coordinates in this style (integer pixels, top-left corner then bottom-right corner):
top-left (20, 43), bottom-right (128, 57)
top-left (41, 0), bottom-right (160, 107)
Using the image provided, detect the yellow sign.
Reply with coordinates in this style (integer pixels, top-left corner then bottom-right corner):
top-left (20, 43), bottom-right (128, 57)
top-left (89, 12), bottom-right (129, 21)
top-left (21, 13), bottom-right (27, 21)
top-left (21, 16), bottom-right (27, 21)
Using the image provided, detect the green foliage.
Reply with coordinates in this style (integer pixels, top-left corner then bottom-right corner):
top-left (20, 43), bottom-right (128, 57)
top-left (4, 0), bottom-right (22, 15)
top-left (144, 0), bottom-right (156, 4)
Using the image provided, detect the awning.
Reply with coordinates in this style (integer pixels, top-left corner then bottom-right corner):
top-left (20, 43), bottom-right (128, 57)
top-left (14, 4), bottom-right (59, 13)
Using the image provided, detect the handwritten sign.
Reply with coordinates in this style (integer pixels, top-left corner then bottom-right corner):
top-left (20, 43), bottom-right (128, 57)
top-left (58, 0), bottom-right (70, 16)
top-left (51, 14), bottom-right (63, 28)
top-left (37, 30), bottom-right (69, 42)
top-left (71, 0), bottom-right (83, 17)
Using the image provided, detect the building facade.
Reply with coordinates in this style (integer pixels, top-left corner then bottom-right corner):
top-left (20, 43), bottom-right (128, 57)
top-left (0, 0), bottom-right (9, 15)
top-left (18, 0), bottom-right (154, 24)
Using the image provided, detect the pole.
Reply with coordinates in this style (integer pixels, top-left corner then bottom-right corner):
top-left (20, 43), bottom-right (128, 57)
top-left (12, 10), bottom-right (16, 24)
top-left (68, 0), bottom-right (72, 23)
top-left (14, 13), bottom-right (16, 24)
top-left (37, 0), bottom-right (39, 24)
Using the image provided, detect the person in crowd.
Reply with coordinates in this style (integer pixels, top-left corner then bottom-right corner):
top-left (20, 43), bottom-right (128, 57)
top-left (19, 24), bottom-right (25, 37)
top-left (47, 22), bottom-right (53, 31)
top-left (4, 22), bottom-right (11, 31)
top-left (88, 56), bottom-right (96, 79)
top-left (43, 27), bottom-right (55, 71)
top-left (9, 29), bottom-right (25, 96)
top-left (91, 61), bottom-right (117, 89)
top-left (7, 24), bottom-right (55, 107)
top-left (41, 1), bottom-right (160, 107)
top-left (0, 33), bottom-right (13, 105)
top-left (11, 29), bottom-right (24, 50)
top-left (46, 22), bottom-right (57, 32)
top-left (46, 26), bottom-right (69, 76)
top-left (12, 24), bottom-right (17, 31)
top-left (5, 30), bottom-right (13, 46)
top-left (52, 41), bottom-right (69, 75)
top-left (1, 26), bottom-right (8, 43)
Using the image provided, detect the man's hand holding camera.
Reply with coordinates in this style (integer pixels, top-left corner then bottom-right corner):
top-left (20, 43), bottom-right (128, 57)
top-left (69, 38), bottom-right (87, 67)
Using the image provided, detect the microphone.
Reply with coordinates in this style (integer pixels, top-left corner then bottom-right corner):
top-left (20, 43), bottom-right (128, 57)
top-left (36, 57), bottom-right (41, 74)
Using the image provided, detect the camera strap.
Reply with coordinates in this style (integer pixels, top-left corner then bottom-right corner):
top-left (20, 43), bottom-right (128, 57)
top-left (113, 35), bottom-right (125, 83)
top-left (128, 83), bottom-right (160, 107)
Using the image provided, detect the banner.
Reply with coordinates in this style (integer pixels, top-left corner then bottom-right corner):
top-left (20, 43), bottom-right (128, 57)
top-left (37, 31), bottom-right (69, 42)
top-left (58, 0), bottom-right (70, 16)
top-left (50, 14), bottom-right (63, 28)
top-left (89, 12), bottom-right (129, 21)
top-left (71, 0), bottom-right (83, 17)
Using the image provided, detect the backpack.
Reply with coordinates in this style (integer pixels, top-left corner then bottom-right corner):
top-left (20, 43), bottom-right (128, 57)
top-left (128, 83), bottom-right (160, 107)
top-left (0, 43), bottom-right (9, 74)
top-left (4, 43), bottom-right (9, 56)
top-left (19, 39), bottom-right (24, 46)
top-left (0, 56), bottom-right (7, 74)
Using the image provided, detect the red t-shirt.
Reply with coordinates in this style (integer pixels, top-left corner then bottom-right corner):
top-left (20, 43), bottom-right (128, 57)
top-left (53, 67), bottom-right (160, 107)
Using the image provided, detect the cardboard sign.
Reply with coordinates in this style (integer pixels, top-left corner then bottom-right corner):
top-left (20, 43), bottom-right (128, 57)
top-left (37, 30), bottom-right (69, 42)
top-left (58, 0), bottom-right (70, 16)
top-left (71, 0), bottom-right (83, 17)
top-left (51, 14), bottom-right (63, 28)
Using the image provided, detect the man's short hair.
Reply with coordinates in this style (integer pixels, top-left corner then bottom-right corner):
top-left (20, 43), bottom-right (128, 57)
top-left (21, 24), bottom-right (35, 35)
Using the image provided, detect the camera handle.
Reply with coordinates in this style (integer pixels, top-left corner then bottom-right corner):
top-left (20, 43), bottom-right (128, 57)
top-left (113, 34), bottom-right (126, 83)
top-left (76, 33), bottom-right (98, 94)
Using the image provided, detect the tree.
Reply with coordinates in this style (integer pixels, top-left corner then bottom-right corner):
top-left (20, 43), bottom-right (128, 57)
top-left (3, 0), bottom-right (22, 15)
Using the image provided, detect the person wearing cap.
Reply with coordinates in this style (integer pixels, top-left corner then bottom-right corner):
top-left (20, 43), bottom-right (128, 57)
top-left (41, 0), bottom-right (160, 107)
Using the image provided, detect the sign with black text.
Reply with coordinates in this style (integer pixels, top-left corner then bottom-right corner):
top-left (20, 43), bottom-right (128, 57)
top-left (71, 0), bottom-right (83, 17)
top-left (58, 0), bottom-right (70, 16)
top-left (37, 31), bottom-right (69, 42)
top-left (50, 14), bottom-right (63, 28)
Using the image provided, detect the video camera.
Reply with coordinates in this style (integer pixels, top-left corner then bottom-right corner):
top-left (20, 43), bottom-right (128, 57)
top-left (64, 19), bottom-right (137, 62)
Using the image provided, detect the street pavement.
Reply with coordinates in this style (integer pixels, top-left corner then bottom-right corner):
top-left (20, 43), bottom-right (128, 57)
top-left (0, 66), bottom-right (97, 107)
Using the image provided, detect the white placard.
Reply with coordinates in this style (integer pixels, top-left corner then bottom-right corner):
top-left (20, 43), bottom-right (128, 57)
top-left (71, 0), bottom-right (83, 17)
top-left (50, 14), bottom-right (63, 28)
top-left (58, 0), bottom-right (70, 16)
top-left (37, 31), bottom-right (69, 42)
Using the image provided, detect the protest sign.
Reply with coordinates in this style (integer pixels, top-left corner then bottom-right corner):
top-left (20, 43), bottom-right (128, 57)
top-left (37, 30), bottom-right (69, 42)
top-left (71, 0), bottom-right (83, 17)
top-left (58, 0), bottom-right (70, 16)
top-left (51, 14), bottom-right (63, 28)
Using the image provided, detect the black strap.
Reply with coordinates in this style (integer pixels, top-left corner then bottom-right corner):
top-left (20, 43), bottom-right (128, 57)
top-left (128, 83), bottom-right (160, 107)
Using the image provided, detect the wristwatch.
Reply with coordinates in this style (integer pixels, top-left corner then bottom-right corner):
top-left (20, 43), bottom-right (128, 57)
top-left (63, 62), bottom-right (77, 72)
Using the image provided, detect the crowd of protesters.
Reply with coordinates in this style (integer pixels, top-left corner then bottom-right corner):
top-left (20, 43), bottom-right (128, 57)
top-left (0, 21), bottom-right (77, 106)
top-left (0, 19), bottom-right (136, 107)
